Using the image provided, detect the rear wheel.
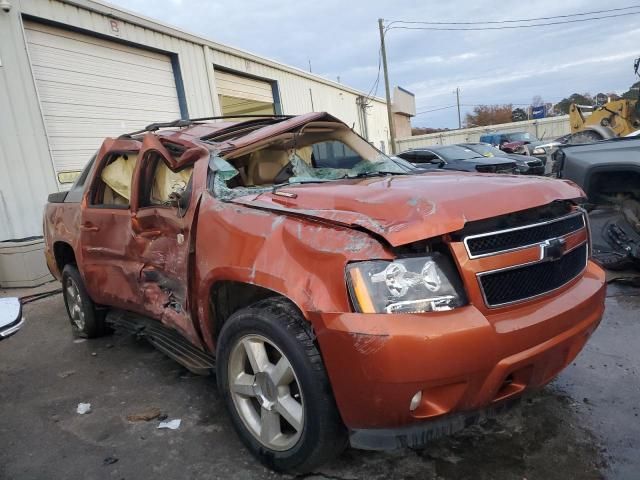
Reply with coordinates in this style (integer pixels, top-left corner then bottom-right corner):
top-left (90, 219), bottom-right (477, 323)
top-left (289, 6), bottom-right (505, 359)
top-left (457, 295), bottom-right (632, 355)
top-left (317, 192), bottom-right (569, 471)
top-left (216, 297), bottom-right (346, 473)
top-left (62, 264), bottom-right (107, 338)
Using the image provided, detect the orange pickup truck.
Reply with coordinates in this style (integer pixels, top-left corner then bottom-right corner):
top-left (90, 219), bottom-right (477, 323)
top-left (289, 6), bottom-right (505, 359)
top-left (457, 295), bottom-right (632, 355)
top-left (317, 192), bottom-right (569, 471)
top-left (43, 112), bottom-right (606, 473)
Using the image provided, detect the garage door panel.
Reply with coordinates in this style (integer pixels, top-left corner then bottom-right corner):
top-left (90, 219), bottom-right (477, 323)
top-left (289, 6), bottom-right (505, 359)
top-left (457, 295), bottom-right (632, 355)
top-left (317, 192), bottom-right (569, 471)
top-left (215, 70), bottom-right (275, 104)
top-left (26, 24), bottom-right (173, 70)
top-left (44, 118), bottom-right (158, 136)
top-left (27, 39), bottom-right (174, 76)
top-left (25, 21), bottom-right (181, 177)
top-left (30, 61), bottom-right (178, 92)
top-left (37, 82), bottom-right (180, 110)
top-left (42, 103), bottom-right (179, 121)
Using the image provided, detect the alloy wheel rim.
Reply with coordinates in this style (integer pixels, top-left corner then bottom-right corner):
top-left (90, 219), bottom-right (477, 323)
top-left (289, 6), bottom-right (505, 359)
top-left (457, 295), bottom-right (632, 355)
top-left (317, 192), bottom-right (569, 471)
top-left (65, 277), bottom-right (85, 331)
top-left (228, 334), bottom-right (304, 451)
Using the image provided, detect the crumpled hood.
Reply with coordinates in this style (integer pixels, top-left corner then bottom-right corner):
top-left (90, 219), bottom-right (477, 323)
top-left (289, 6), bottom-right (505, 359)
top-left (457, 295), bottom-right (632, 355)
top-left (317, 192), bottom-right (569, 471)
top-left (230, 172), bottom-right (584, 246)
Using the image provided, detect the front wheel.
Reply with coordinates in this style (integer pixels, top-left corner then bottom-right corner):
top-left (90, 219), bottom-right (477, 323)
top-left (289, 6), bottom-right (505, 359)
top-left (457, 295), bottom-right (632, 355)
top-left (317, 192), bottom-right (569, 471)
top-left (216, 298), bottom-right (346, 473)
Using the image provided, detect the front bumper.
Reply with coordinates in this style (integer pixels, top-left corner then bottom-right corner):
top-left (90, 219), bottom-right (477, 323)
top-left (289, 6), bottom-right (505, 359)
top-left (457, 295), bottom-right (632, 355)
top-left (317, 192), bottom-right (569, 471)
top-left (312, 261), bottom-right (605, 437)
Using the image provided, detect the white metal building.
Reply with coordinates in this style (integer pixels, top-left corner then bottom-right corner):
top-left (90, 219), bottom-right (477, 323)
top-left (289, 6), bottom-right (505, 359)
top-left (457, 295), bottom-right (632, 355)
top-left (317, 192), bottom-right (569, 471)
top-left (0, 0), bottom-right (395, 252)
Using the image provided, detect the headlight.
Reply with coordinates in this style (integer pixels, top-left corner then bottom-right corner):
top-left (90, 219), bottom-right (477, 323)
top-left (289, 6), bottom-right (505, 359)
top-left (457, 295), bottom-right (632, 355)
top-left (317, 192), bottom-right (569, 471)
top-left (532, 147), bottom-right (546, 155)
top-left (346, 253), bottom-right (467, 314)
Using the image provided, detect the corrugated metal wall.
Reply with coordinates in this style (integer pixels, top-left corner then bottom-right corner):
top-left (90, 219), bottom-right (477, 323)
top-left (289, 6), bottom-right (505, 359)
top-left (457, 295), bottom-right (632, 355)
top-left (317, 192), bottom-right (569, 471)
top-left (212, 50), bottom-right (389, 147)
top-left (1, 0), bottom-right (391, 241)
top-left (397, 116), bottom-right (571, 151)
top-left (20, 0), bottom-right (216, 120)
top-left (0, 11), bottom-right (59, 240)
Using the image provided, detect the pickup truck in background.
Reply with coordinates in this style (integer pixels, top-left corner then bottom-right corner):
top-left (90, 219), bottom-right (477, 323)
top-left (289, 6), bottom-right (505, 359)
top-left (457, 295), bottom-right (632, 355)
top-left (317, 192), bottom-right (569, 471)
top-left (43, 112), bottom-right (606, 473)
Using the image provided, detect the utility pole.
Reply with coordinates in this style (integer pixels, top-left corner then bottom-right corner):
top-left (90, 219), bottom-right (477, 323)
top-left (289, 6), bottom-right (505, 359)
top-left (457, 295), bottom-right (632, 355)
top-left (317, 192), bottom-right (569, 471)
top-left (378, 18), bottom-right (396, 154)
top-left (455, 87), bottom-right (462, 129)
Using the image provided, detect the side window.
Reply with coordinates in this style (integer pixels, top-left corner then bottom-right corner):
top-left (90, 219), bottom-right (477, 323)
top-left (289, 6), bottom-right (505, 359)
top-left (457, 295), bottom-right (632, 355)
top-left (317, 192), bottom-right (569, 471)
top-left (412, 152), bottom-right (439, 164)
top-left (397, 152), bottom-right (417, 162)
top-left (90, 152), bottom-right (138, 208)
top-left (65, 152), bottom-right (97, 203)
top-left (311, 141), bottom-right (365, 169)
top-left (139, 152), bottom-right (193, 208)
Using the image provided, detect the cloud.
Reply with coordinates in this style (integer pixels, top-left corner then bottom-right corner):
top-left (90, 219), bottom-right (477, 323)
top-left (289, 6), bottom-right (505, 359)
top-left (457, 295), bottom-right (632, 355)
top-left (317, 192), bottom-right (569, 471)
top-left (105, 0), bottom-right (640, 128)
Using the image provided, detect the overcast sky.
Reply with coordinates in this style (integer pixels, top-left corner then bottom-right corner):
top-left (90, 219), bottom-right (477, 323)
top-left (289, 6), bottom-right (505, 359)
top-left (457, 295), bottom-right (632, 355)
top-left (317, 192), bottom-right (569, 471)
top-left (108, 0), bottom-right (640, 129)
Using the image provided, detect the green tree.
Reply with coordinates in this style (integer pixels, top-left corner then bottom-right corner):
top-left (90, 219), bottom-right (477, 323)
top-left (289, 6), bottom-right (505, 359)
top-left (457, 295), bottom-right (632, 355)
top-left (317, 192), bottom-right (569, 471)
top-left (621, 81), bottom-right (640, 100)
top-left (511, 108), bottom-right (528, 122)
top-left (554, 93), bottom-right (593, 114)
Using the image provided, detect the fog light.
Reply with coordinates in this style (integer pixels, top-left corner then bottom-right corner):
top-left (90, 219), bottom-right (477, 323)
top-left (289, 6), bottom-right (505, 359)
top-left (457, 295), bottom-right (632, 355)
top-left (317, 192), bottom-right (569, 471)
top-left (409, 391), bottom-right (422, 411)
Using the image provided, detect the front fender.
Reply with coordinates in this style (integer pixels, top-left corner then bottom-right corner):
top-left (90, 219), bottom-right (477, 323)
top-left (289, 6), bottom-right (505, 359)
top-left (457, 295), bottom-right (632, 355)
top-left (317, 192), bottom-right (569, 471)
top-left (193, 195), bottom-right (390, 351)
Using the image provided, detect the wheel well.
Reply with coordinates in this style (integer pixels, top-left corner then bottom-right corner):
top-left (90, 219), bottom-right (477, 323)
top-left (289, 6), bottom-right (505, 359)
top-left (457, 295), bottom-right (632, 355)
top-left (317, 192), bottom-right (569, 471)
top-left (586, 169), bottom-right (640, 202)
top-left (209, 281), bottom-right (297, 340)
top-left (53, 242), bottom-right (76, 272)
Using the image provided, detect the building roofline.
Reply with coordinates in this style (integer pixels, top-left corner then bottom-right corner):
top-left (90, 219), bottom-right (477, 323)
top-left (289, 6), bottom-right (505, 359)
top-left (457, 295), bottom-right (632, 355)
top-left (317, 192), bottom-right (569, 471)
top-left (58, 0), bottom-right (386, 103)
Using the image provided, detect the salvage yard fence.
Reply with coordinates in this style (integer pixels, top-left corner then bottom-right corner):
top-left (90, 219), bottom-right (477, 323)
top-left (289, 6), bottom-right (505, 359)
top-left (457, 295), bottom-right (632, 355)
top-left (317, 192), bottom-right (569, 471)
top-left (396, 115), bottom-right (571, 151)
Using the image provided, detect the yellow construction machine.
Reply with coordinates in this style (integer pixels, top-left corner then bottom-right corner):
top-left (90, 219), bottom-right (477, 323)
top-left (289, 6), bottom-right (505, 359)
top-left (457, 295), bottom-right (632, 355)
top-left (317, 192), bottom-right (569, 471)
top-left (568, 57), bottom-right (640, 141)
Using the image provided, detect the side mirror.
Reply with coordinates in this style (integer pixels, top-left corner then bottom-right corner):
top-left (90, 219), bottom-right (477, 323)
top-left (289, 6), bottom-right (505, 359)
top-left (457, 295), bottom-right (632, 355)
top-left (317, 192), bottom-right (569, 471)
top-left (0, 297), bottom-right (23, 341)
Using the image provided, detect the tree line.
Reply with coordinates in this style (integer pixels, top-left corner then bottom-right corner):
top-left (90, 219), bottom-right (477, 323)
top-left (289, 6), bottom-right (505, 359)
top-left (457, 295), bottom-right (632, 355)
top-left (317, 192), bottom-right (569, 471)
top-left (412, 81), bottom-right (640, 132)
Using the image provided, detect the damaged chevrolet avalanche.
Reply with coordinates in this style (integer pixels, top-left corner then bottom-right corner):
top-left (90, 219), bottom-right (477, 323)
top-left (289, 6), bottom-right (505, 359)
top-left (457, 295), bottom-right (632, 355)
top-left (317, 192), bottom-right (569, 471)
top-left (43, 112), bottom-right (606, 473)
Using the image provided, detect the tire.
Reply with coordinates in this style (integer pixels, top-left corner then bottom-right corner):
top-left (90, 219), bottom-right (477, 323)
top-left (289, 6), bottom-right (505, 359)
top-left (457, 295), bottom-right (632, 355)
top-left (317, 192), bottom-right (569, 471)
top-left (216, 297), bottom-right (347, 473)
top-left (61, 264), bottom-right (107, 338)
top-left (569, 130), bottom-right (604, 144)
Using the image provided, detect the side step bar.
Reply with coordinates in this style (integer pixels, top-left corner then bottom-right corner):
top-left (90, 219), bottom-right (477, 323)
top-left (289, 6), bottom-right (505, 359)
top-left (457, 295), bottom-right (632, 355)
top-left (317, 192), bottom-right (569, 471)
top-left (106, 309), bottom-right (215, 376)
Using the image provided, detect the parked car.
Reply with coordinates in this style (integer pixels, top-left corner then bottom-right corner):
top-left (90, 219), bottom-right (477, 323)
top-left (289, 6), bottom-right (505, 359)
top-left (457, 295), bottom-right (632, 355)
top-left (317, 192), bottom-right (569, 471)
top-left (0, 297), bottom-right (23, 341)
top-left (460, 142), bottom-right (544, 175)
top-left (555, 137), bottom-right (640, 269)
top-left (479, 131), bottom-right (543, 155)
top-left (397, 145), bottom-right (517, 173)
top-left (529, 134), bottom-right (572, 174)
top-left (44, 112), bottom-right (605, 473)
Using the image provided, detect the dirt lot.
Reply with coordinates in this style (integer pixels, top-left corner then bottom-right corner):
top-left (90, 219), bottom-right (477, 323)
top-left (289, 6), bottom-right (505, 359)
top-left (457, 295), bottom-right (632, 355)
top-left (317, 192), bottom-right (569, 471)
top-left (0, 285), bottom-right (638, 480)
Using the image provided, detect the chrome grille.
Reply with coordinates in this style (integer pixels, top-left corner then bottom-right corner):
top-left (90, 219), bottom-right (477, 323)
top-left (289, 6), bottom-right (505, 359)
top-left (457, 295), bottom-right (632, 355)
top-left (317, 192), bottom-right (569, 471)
top-left (465, 212), bottom-right (585, 258)
top-left (478, 244), bottom-right (588, 307)
top-left (463, 210), bottom-right (589, 307)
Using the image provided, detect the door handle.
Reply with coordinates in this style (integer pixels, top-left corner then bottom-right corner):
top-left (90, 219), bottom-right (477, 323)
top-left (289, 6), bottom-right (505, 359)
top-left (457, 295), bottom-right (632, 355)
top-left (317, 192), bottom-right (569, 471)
top-left (139, 230), bottom-right (162, 239)
top-left (80, 223), bottom-right (100, 232)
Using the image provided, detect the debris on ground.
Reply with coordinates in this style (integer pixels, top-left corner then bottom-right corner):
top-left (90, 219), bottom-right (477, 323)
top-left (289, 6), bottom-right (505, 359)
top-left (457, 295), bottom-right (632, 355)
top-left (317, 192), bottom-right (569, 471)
top-left (157, 418), bottom-right (181, 430)
top-left (57, 370), bottom-right (76, 378)
top-left (76, 402), bottom-right (91, 414)
top-left (103, 456), bottom-right (118, 465)
top-left (126, 407), bottom-right (162, 422)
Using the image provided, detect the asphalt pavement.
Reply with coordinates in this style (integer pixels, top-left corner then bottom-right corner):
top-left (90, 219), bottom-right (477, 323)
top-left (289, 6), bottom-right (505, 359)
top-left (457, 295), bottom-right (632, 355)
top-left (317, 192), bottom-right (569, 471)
top-left (0, 284), bottom-right (638, 480)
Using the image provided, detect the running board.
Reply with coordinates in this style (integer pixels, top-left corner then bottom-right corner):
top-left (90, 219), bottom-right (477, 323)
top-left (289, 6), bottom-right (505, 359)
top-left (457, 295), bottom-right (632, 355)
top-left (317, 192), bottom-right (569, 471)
top-left (106, 309), bottom-right (215, 376)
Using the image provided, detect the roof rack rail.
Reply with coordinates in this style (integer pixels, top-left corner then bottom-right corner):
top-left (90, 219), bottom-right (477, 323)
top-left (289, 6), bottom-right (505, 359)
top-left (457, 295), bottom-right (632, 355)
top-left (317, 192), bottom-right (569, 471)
top-left (119, 114), bottom-right (295, 138)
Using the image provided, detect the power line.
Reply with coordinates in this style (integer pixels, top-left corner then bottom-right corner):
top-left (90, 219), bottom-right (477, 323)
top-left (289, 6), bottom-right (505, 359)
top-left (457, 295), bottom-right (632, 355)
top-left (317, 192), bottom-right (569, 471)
top-left (386, 11), bottom-right (640, 31)
top-left (415, 105), bottom-right (457, 115)
top-left (385, 5), bottom-right (640, 26)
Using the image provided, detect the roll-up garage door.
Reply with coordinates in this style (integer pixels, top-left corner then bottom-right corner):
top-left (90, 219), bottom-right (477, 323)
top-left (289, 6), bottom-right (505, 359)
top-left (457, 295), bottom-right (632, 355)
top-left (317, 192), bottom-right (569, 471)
top-left (24, 22), bottom-right (182, 182)
top-left (214, 70), bottom-right (275, 116)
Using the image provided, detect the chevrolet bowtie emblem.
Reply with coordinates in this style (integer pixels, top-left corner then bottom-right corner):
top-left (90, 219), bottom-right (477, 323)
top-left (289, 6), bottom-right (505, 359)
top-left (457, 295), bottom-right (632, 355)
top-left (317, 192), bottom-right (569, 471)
top-left (540, 238), bottom-right (567, 262)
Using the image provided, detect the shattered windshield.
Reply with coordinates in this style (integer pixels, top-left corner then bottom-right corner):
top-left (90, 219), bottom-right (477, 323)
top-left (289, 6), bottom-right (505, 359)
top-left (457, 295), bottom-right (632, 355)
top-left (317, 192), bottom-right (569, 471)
top-left (209, 124), bottom-right (409, 199)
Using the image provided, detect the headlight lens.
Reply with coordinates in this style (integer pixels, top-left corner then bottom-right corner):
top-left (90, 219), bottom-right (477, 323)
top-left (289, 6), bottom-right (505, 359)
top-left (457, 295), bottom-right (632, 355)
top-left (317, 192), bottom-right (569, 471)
top-left (346, 253), bottom-right (467, 314)
top-left (532, 147), bottom-right (546, 155)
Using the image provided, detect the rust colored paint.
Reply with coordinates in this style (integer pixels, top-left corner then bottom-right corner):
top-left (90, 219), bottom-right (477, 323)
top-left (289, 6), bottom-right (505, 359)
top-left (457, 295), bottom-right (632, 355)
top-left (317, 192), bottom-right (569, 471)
top-left (229, 173), bottom-right (585, 246)
top-left (43, 113), bottom-right (606, 434)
